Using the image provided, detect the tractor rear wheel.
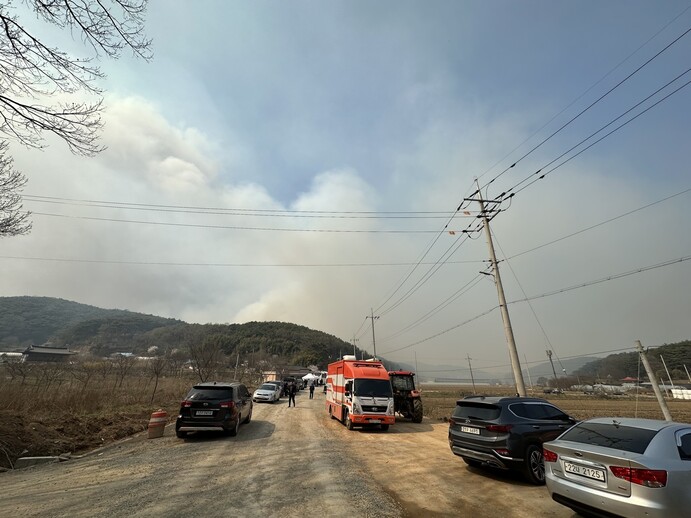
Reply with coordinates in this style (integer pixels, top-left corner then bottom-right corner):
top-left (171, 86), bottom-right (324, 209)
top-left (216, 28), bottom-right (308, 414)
top-left (412, 398), bottom-right (423, 423)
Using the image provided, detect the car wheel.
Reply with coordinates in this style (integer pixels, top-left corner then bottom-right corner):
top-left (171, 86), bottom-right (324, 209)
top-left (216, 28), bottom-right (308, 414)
top-left (244, 406), bottom-right (252, 424)
top-left (176, 430), bottom-right (187, 439)
top-left (380, 424), bottom-right (389, 431)
top-left (462, 457), bottom-right (482, 468)
top-left (228, 418), bottom-right (240, 437)
top-left (345, 411), bottom-right (354, 431)
top-left (524, 444), bottom-right (546, 485)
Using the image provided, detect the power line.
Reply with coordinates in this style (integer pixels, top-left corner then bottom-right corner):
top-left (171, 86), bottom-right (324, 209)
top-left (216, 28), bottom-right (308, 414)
top-left (507, 187), bottom-right (691, 261)
top-left (380, 254), bottom-right (690, 357)
top-left (0, 255), bottom-right (485, 267)
top-left (507, 255), bottom-right (691, 305)
top-left (355, 21), bottom-right (691, 330)
top-left (499, 69), bottom-right (691, 201)
top-left (29, 211), bottom-right (449, 233)
top-left (479, 22), bottom-right (691, 193)
top-left (471, 4), bottom-right (691, 190)
top-left (23, 194), bottom-right (466, 219)
top-left (415, 345), bottom-right (637, 374)
top-left (378, 274), bottom-right (485, 344)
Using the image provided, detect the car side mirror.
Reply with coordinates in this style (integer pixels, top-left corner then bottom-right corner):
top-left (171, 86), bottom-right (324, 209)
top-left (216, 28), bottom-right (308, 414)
top-left (345, 391), bottom-right (351, 397)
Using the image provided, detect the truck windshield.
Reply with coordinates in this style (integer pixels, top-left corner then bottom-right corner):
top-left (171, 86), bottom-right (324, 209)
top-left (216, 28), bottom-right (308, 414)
top-left (353, 379), bottom-right (392, 397)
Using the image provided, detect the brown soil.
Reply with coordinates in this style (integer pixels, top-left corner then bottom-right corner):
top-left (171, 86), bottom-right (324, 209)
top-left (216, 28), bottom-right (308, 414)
top-left (0, 410), bottom-right (152, 469)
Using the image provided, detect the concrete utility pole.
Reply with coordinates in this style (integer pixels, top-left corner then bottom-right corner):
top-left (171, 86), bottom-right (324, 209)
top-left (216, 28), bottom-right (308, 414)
top-left (635, 340), bottom-right (672, 421)
top-left (366, 309), bottom-right (379, 359)
top-left (467, 354), bottom-right (477, 394)
top-left (546, 350), bottom-right (559, 387)
top-left (351, 337), bottom-right (359, 358)
top-left (660, 355), bottom-right (675, 389)
top-left (685, 364), bottom-right (691, 383)
top-left (474, 183), bottom-right (526, 396)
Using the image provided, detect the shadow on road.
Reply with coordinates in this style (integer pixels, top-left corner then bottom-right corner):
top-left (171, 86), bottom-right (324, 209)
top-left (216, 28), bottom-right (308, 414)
top-left (388, 420), bottom-right (435, 433)
top-left (461, 462), bottom-right (536, 487)
top-left (178, 420), bottom-right (277, 443)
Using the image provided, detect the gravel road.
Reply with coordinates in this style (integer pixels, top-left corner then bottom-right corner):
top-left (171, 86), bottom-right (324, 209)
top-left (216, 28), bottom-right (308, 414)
top-left (0, 390), bottom-right (574, 517)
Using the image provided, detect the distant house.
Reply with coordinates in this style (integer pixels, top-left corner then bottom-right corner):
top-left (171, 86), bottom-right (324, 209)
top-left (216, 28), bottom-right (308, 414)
top-left (23, 344), bottom-right (77, 362)
top-left (0, 352), bottom-right (24, 363)
top-left (110, 352), bottom-right (135, 358)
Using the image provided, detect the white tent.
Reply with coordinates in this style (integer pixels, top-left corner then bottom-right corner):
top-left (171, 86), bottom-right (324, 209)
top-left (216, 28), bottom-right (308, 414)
top-left (302, 373), bottom-right (319, 381)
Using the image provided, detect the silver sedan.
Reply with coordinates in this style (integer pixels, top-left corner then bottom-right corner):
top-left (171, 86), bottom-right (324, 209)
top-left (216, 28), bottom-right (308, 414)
top-left (544, 417), bottom-right (691, 518)
top-left (252, 383), bottom-right (281, 403)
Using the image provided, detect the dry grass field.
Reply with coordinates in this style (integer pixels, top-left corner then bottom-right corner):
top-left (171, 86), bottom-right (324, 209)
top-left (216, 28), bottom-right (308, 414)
top-left (420, 384), bottom-right (691, 423)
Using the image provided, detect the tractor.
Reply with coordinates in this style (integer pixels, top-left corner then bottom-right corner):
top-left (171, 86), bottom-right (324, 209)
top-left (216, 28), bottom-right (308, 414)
top-left (388, 370), bottom-right (423, 423)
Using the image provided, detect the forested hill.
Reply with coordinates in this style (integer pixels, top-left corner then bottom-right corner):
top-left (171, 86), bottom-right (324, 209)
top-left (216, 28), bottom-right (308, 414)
top-left (0, 296), bottom-right (179, 348)
top-left (0, 297), bottom-right (357, 368)
top-left (574, 341), bottom-right (691, 382)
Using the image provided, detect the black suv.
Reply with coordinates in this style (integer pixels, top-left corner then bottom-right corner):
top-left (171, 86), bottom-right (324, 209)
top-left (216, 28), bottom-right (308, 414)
top-left (448, 396), bottom-right (576, 484)
top-left (175, 381), bottom-right (253, 438)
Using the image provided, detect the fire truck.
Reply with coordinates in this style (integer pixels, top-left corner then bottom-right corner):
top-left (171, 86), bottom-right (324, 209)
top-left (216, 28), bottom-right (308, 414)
top-left (325, 356), bottom-right (395, 431)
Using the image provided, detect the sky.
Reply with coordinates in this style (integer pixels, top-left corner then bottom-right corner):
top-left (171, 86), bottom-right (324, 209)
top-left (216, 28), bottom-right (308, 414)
top-left (2, 1), bottom-right (690, 379)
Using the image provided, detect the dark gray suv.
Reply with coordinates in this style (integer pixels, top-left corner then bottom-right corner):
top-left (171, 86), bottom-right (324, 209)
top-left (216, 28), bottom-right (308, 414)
top-left (448, 395), bottom-right (576, 484)
top-left (176, 381), bottom-right (253, 438)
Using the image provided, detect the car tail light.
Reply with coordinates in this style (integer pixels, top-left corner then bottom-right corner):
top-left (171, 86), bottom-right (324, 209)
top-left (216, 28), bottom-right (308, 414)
top-left (609, 466), bottom-right (667, 488)
top-left (543, 448), bottom-right (558, 463)
top-left (486, 424), bottom-right (512, 433)
top-left (219, 401), bottom-right (236, 409)
top-left (181, 400), bottom-right (192, 408)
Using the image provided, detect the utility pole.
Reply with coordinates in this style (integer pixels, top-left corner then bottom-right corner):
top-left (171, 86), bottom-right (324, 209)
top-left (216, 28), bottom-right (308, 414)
top-left (473, 182), bottom-right (526, 396)
top-left (636, 340), bottom-right (672, 421)
top-left (546, 350), bottom-right (558, 388)
top-left (466, 354), bottom-right (477, 394)
top-left (684, 364), bottom-right (691, 383)
top-left (660, 355), bottom-right (675, 389)
top-left (351, 337), bottom-right (359, 359)
top-left (524, 353), bottom-right (534, 393)
top-left (366, 309), bottom-right (379, 359)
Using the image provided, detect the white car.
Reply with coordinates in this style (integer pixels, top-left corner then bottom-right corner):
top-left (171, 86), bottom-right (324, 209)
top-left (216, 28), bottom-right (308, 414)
top-left (253, 383), bottom-right (281, 403)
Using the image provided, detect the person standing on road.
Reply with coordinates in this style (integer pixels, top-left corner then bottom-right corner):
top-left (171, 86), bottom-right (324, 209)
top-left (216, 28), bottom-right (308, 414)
top-left (288, 381), bottom-right (297, 407)
top-left (309, 381), bottom-right (315, 399)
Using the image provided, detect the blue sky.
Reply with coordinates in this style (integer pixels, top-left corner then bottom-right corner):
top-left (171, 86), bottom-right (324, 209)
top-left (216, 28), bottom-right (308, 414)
top-left (2, 1), bottom-right (690, 378)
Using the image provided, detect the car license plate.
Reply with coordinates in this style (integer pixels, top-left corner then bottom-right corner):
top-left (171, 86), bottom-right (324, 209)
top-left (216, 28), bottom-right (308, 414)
top-left (461, 426), bottom-right (480, 435)
top-left (564, 461), bottom-right (605, 481)
top-left (370, 419), bottom-right (381, 424)
top-left (195, 410), bottom-right (213, 416)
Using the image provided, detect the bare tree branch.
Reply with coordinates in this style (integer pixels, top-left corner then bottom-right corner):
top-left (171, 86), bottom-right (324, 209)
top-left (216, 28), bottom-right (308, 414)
top-left (0, 140), bottom-right (31, 236)
top-left (0, 1), bottom-right (150, 152)
top-left (0, 0), bottom-right (151, 234)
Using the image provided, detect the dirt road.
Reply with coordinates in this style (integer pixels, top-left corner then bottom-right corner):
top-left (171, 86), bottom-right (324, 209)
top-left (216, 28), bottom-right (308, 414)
top-left (0, 390), bottom-right (574, 517)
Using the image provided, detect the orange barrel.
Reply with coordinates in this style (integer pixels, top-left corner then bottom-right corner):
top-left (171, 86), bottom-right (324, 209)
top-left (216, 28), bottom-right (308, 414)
top-left (147, 409), bottom-right (168, 439)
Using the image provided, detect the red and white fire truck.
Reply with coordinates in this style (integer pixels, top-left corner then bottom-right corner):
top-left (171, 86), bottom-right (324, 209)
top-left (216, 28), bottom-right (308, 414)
top-left (325, 356), bottom-right (395, 431)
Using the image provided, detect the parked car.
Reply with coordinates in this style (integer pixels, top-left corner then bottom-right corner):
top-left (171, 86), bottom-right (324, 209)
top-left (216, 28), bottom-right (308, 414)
top-left (175, 381), bottom-right (253, 438)
top-left (264, 380), bottom-right (284, 397)
top-left (283, 376), bottom-right (304, 390)
top-left (448, 395), bottom-right (576, 484)
top-left (544, 417), bottom-right (691, 518)
top-left (253, 383), bottom-right (281, 403)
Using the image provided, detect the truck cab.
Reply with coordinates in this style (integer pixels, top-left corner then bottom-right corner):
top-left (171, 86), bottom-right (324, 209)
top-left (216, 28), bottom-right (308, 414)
top-left (326, 357), bottom-right (395, 431)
